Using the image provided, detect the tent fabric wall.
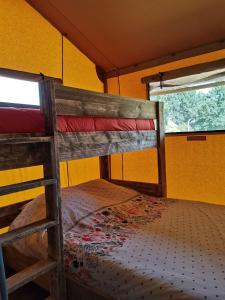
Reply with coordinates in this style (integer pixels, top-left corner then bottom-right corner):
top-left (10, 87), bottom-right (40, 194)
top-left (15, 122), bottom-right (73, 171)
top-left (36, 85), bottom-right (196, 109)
top-left (0, 0), bottom-right (103, 215)
top-left (108, 51), bottom-right (225, 206)
top-left (0, 0), bottom-right (225, 215)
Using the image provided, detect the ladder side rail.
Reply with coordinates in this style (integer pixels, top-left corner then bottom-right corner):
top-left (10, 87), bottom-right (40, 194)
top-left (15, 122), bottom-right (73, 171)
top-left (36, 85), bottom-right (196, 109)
top-left (39, 79), bottom-right (66, 300)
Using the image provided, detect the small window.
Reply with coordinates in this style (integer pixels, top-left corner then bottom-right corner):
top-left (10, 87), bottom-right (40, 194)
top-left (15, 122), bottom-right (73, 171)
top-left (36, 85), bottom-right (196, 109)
top-left (151, 85), bottom-right (225, 133)
top-left (0, 76), bottom-right (39, 106)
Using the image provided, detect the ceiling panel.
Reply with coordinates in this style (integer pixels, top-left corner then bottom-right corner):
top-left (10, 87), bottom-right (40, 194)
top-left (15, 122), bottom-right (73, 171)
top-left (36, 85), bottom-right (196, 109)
top-left (27, 0), bottom-right (225, 76)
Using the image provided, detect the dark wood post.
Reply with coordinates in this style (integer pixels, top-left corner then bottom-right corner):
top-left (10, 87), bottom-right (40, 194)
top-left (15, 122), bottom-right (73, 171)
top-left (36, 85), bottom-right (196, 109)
top-left (99, 155), bottom-right (111, 179)
top-left (39, 79), bottom-right (66, 299)
top-left (156, 101), bottom-right (167, 197)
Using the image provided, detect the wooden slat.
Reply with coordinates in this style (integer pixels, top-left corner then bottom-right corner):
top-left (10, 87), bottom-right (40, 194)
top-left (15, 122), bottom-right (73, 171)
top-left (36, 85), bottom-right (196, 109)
top-left (55, 84), bottom-right (157, 119)
top-left (0, 219), bottom-right (56, 245)
top-left (109, 179), bottom-right (162, 196)
top-left (0, 136), bottom-right (52, 145)
top-left (7, 259), bottom-right (57, 294)
top-left (0, 142), bottom-right (47, 171)
top-left (0, 178), bottom-right (56, 196)
top-left (156, 102), bottom-right (167, 197)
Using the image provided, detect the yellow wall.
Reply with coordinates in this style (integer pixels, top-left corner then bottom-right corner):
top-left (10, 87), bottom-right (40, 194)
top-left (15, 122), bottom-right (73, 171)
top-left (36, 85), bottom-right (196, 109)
top-left (0, 0), bottom-right (225, 213)
top-left (0, 0), bottom-right (103, 211)
top-left (108, 51), bottom-right (225, 206)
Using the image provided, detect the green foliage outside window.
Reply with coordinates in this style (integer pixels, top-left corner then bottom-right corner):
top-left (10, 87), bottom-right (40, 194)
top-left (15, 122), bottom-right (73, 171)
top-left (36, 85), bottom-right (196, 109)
top-left (151, 86), bottom-right (225, 132)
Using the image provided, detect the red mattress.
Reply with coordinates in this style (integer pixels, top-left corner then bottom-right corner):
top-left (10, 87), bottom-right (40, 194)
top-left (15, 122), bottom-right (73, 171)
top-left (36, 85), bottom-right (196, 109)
top-left (0, 108), bottom-right (155, 133)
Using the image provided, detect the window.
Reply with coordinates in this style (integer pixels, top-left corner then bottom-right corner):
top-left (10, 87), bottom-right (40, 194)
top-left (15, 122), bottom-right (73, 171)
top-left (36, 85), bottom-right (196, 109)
top-left (0, 76), bottom-right (39, 106)
top-left (151, 85), bottom-right (225, 133)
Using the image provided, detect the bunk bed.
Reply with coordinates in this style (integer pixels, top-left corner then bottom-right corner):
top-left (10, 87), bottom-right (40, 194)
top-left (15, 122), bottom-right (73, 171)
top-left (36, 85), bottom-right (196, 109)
top-left (0, 78), bottom-right (165, 300)
top-left (1, 79), bottom-right (225, 300)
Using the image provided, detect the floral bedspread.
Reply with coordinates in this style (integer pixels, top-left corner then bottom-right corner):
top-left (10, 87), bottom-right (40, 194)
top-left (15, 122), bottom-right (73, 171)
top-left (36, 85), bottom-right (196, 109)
top-left (64, 193), bottom-right (167, 282)
top-left (10, 179), bottom-right (225, 299)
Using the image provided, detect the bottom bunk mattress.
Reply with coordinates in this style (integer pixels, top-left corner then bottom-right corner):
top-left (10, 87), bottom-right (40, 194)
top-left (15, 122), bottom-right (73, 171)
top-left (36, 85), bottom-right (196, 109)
top-left (10, 180), bottom-right (225, 300)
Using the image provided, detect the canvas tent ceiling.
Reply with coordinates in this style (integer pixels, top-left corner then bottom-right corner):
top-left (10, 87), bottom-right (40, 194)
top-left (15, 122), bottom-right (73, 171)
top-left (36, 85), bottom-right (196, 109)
top-left (27, 0), bottom-right (225, 77)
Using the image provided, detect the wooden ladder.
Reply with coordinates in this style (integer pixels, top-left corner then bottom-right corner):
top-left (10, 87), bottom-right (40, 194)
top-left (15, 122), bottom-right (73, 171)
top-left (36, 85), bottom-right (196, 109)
top-left (0, 79), bottom-right (66, 300)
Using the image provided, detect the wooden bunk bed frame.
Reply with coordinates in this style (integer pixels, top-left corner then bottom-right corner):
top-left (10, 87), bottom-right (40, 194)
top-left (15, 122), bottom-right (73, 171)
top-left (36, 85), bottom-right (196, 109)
top-left (0, 78), bottom-right (166, 300)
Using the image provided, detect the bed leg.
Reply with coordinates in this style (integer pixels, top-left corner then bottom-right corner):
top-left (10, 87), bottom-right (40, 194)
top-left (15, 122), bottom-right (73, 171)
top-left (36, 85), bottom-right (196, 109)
top-left (99, 155), bottom-right (111, 179)
top-left (156, 102), bottom-right (167, 197)
top-left (0, 244), bottom-right (8, 300)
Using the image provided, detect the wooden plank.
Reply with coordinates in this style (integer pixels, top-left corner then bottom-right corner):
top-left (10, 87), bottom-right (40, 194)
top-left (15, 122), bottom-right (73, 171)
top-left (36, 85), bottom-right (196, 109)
top-left (0, 136), bottom-right (52, 145)
top-left (109, 179), bottom-right (162, 197)
top-left (39, 79), bottom-right (66, 299)
top-left (156, 102), bottom-right (167, 197)
top-left (0, 178), bottom-right (56, 196)
top-left (4, 245), bottom-right (113, 300)
top-left (0, 219), bottom-right (56, 245)
top-left (57, 130), bottom-right (157, 161)
top-left (0, 200), bottom-right (32, 229)
top-left (99, 156), bottom-right (111, 179)
top-left (141, 58), bottom-right (225, 84)
top-left (7, 259), bottom-right (57, 294)
top-left (106, 40), bottom-right (225, 78)
top-left (55, 84), bottom-right (157, 119)
top-left (0, 101), bottom-right (39, 109)
top-left (0, 142), bottom-right (47, 171)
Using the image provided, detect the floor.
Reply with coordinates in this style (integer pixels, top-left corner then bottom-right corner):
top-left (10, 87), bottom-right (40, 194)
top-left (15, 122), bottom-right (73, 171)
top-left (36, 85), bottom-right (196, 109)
top-left (9, 282), bottom-right (49, 300)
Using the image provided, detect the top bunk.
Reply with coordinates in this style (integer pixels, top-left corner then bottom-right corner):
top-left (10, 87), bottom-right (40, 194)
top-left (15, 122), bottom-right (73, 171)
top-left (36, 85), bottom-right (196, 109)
top-left (0, 79), bottom-right (164, 171)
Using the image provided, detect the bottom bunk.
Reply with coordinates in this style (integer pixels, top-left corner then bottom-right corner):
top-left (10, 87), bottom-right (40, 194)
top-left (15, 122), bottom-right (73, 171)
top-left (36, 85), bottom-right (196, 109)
top-left (4, 179), bottom-right (225, 300)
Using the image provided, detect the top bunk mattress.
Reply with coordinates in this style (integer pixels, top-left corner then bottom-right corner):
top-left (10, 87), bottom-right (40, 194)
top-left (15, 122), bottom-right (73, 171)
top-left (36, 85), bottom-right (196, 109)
top-left (0, 108), bottom-right (155, 133)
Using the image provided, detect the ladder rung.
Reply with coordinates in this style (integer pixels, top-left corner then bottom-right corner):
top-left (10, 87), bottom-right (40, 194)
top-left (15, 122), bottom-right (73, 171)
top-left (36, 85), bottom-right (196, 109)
top-left (0, 219), bottom-right (56, 245)
top-left (0, 178), bottom-right (56, 196)
top-left (0, 136), bottom-right (52, 145)
top-left (7, 258), bottom-right (57, 294)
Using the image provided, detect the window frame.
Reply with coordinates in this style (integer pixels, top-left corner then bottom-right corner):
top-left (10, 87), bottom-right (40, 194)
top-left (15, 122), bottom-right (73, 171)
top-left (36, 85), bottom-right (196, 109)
top-left (0, 68), bottom-right (62, 108)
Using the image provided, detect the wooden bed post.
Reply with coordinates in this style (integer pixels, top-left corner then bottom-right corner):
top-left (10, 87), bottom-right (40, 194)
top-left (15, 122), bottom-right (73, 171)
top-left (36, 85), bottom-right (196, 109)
top-left (156, 101), bottom-right (167, 197)
top-left (0, 244), bottom-right (8, 300)
top-left (99, 78), bottom-right (111, 181)
top-left (99, 156), bottom-right (111, 179)
top-left (39, 79), bottom-right (66, 299)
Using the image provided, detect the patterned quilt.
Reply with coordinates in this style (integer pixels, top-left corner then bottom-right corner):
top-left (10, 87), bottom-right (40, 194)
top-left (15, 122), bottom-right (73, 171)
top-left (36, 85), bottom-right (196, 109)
top-left (10, 179), bottom-right (225, 300)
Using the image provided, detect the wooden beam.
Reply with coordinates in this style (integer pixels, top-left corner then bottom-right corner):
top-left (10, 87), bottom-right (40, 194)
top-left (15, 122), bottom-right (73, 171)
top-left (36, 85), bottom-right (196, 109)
top-left (0, 178), bottom-right (56, 196)
top-left (0, 219), bottom-right (56, 245)
top-left (141, 58), bottom-right (225, 84)
top-left (0, 136), bottom-right (52, 145)
top-left (99, 156), bottom-right (111, 180)
top-left (109, 179), bottom-right (162, 197)
top-left (7, 259), bottom-right (56, 294)
top-left (39, 79), bottom-right (66, 299)
top-left (55, 84), bottom-right (157, 119)
top-left (156, 102), bottom-right (167, 197)
top-left (106, 40), bottom-right (225, 78)
top-left (0, 142), bottom-right (47, 171)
